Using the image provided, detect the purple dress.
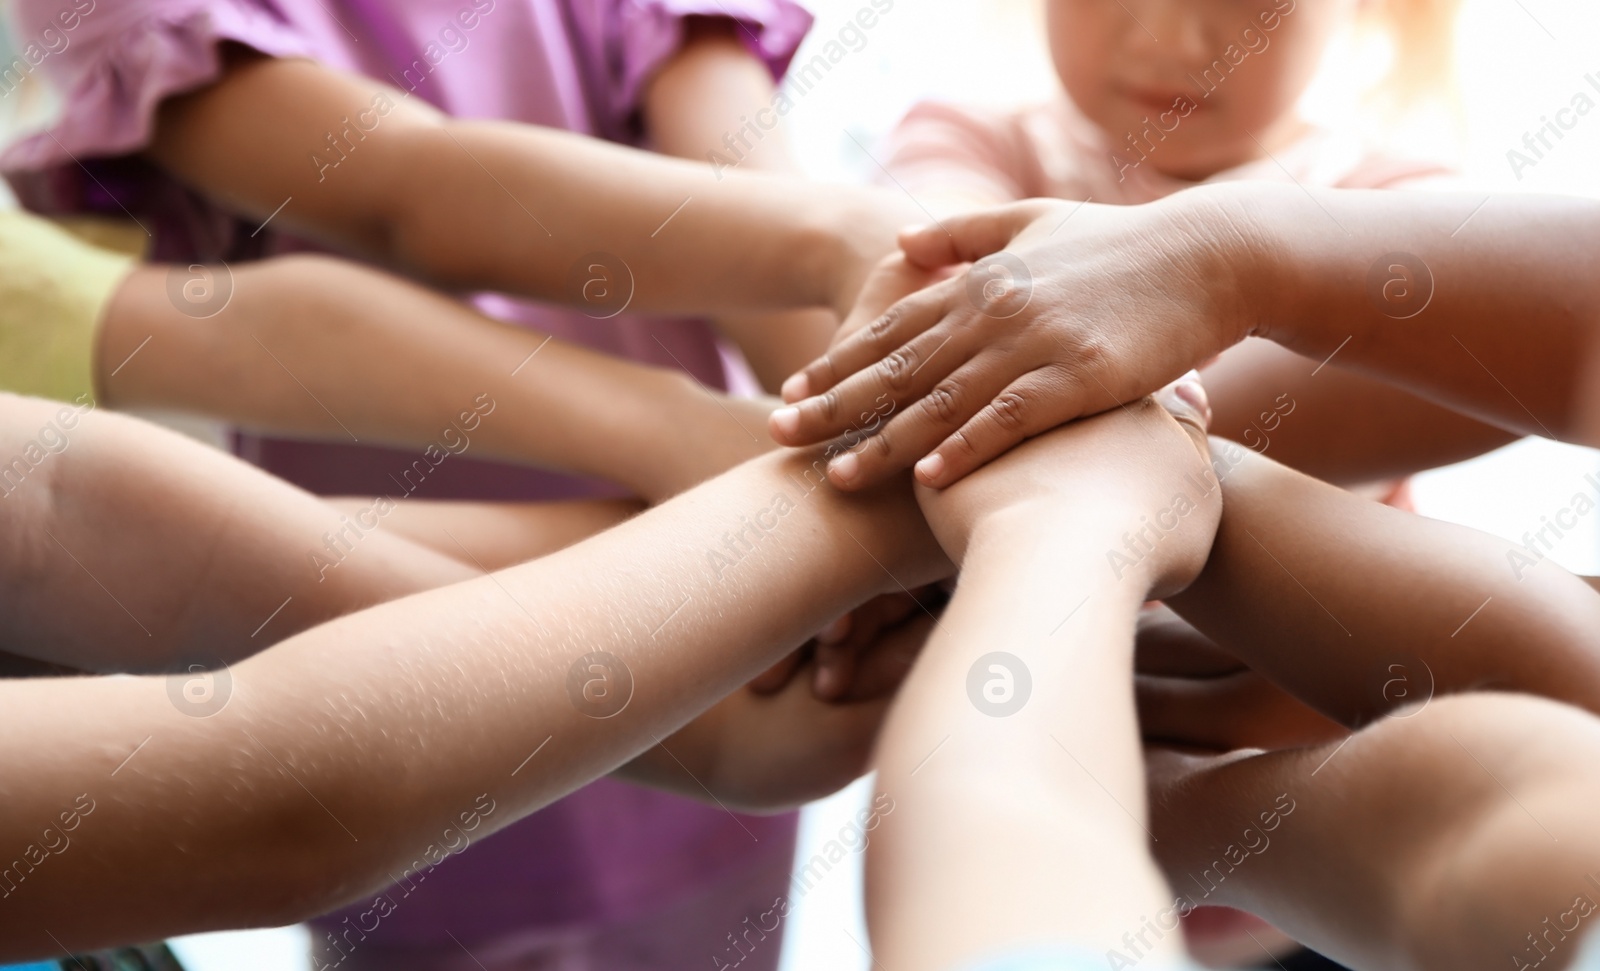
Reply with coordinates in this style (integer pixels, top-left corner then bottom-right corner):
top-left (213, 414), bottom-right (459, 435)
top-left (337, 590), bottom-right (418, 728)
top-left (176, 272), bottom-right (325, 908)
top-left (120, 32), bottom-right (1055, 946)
top-left (1, 1), bottom-right (812, 967)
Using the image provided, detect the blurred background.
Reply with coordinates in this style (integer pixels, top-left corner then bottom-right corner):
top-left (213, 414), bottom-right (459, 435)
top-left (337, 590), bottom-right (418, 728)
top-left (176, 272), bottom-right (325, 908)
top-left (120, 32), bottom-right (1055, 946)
top-left (66, 0), bottom-right (1599, 966)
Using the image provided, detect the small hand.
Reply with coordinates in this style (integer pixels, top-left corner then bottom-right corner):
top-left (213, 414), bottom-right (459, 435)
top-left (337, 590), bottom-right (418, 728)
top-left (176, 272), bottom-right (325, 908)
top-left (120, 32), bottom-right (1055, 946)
top-left (750, 588), bottom-right (946, 701)
top-left (771, 195), bottom-right (1252, 491)
top-left (913, 373), bottom-right (1220, 599)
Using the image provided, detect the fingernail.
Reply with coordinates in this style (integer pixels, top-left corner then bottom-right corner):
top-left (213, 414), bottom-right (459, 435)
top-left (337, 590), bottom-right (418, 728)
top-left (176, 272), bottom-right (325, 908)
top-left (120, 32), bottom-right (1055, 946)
top-left (1170, 374), bottom-right (1211, 427)
top-left (817, 616), bottom-right (851, 645)
top-left (915, 452), bottom-right (945, 484)
top-left (814, 665), bottom-right (839, 698)
top-left (770, 406), bottom-right (800, 439)
top-left (898, 223), bottom-right (932, 239)
top-left (830, 451), bottom-right (861, 486)
top-left (781, 372), bottom-right (809, 403)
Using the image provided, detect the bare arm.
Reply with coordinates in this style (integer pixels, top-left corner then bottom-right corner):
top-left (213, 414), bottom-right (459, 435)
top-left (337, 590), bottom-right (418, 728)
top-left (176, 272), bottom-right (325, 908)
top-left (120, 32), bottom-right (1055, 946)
top-left (101, 256), bottom-right (773, 502)
top-left (1168, 441), bottom-right (1600, 727)
top-left (0, 393), bottom-right (471, 673)
top-left (148, 50), bottom-right (914, 318)
top-left (776, 186), bottom-right (1600, 488)
top-left (868, 387), bottom-right (1219, 970)
top-left (0, 435), bottom-right (947, 958)
top-left (1204, 337), bottom-right (1516, 484)
top-left (642, 17), bottom-right (840, 390)
top-left (1149, 693), bottom-right (1600, 971)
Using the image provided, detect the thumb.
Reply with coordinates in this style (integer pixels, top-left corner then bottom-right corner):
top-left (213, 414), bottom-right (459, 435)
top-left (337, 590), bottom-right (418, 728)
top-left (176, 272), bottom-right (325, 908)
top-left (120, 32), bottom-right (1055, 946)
top-left (898, 200), bottom-right (1051, 269)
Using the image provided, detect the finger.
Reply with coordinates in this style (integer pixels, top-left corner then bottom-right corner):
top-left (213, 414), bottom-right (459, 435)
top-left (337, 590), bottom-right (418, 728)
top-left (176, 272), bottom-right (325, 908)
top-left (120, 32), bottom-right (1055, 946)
top-left (749, 647), bottom-right (808, 695)
top-left (911, 364), bottom-right (1087, 489)
top-left (1153, 370), bottom-right (1212, 431)
top-left (898, 201), bottom-right (1052, 269)
top-left (842, 615), bottom-right (936, 702)
top-left (773, 312), bottom-right (984, 452)
top-left (812, 637), bottom-right (858, 701)
top-left (826, 355), bottom-right (1024, 490)
top-left (775, 280), bottom-right (957, 409)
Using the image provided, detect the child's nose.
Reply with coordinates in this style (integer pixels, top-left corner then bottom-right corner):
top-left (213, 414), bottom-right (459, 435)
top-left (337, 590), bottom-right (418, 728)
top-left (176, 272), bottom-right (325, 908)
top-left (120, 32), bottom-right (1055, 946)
top-left (1130, 0), bottom-right (1211, 63)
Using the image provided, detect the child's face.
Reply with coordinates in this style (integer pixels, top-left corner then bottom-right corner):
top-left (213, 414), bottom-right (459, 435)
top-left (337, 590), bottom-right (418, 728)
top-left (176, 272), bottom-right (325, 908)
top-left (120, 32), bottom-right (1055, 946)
top-left (1047, 0), bottom-right (1357, 179)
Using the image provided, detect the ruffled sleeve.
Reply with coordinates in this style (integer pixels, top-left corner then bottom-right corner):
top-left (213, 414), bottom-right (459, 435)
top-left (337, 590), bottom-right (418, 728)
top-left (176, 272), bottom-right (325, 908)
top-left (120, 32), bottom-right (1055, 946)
top-left (0, 0), bottom-right (317, 171)
top-left (574, 0), bottom-right (814, 137)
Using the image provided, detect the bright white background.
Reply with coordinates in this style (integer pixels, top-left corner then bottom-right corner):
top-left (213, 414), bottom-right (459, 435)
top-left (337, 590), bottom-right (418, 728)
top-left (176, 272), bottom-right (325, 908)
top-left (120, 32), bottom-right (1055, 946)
top-left (163, 0), bottom-right (1600, 968)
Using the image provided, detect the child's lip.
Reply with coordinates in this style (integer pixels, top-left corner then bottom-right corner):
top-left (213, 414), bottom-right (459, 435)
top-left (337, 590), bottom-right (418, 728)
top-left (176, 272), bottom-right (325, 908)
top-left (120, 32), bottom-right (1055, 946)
top-left (1119, 85), bottom-right (1202, 113)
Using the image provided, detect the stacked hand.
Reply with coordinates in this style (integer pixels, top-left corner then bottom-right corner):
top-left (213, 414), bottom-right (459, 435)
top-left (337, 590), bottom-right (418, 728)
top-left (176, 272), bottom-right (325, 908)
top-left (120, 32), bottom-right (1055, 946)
top-left (771, 193), bottom-right (1257, 490)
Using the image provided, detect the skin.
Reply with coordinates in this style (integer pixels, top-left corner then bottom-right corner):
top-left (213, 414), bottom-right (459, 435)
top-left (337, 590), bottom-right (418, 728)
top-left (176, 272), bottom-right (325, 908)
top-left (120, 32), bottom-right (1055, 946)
top-left (0, 393), bottom-right (949, 960)
top-left (147, 48), bottom-right (916, 325)
top-left (1166, 440), bottom-right (1600, 727)
top-left (100, 255), bottom-right (776, 505)
top-left (643, 17), bottom-right (841, 389)
top-left (1047, 0), bottom-right (1350, 181)
top-left (868, 381), bottom-right (1221, 970)
top-left (772, 185), bottom-right (1600, 487)
top-left (1143, 440), bottom-right (1600, 970)
top-left (1148, 693), bottom-right (1600, 971)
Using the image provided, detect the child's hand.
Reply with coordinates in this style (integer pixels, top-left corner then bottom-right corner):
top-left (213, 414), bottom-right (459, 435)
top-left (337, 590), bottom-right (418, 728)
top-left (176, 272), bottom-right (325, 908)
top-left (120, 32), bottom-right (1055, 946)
top-left (770, 195), bottom-right (1254, 491)
top-left (914, 374), bottom-right (1220, 599)
top-left (770, 252), bottom-right (955, 447)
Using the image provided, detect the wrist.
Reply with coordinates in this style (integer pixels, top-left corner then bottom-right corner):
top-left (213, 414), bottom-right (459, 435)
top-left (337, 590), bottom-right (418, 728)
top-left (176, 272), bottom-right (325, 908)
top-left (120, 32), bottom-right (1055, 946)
top-left (963, 500), bottom-right (1159, 603)
top-left (817, 188), bottom-right (916, 317)
top-left (1163, 183), bottom-right (1295, 351)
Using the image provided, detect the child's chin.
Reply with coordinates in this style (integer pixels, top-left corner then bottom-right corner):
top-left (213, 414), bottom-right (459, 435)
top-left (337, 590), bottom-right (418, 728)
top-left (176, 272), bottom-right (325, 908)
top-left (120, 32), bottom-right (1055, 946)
top-left (1181, 907), bottom-right (1298, 965)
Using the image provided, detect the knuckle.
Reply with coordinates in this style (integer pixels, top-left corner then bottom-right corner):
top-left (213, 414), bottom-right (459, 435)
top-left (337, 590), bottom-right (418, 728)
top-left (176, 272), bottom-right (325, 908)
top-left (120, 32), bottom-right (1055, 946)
top-left (816, 389), bottom-right (841, 423)
top-left (988, 391), bottom-right (1030, 431)
top-left (869, 427), bottom-right (896, 460)
top-left (868, 307), bottom-right (900, 341)
top-left (877, 347), bottom-right (918, 390)
top-left (923, 380), bottom-right (963, 426)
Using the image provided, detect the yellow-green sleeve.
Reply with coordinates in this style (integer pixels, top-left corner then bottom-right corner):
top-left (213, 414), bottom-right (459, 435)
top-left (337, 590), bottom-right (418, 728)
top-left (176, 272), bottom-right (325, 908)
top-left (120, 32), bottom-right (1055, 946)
top-left (0, 209), bottom-right (141, 404)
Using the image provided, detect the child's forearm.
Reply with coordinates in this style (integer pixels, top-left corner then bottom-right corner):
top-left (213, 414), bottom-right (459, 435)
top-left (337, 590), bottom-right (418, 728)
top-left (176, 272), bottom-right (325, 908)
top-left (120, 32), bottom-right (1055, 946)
top-left (642, 20), bottom-right (840, 389)
top-left (1217, 183), bottom-right (1600, 442)
top-left (870, 511), bottom-right (1179, 970)
top-left (101, 257), bottom-right (771, 501)
top-left (1150, 694), bottom-right (1600, 971)
top-left (0, 447), bottom-right (944, 957)
top-left (0, 394), bottom-right (472, 673)
top-left (1170, 442), bottom-right (1600, 726)
top-left (149, 54), bottom-right (908, 318)
top-left (1204, 338), bottom-right (1516, 484)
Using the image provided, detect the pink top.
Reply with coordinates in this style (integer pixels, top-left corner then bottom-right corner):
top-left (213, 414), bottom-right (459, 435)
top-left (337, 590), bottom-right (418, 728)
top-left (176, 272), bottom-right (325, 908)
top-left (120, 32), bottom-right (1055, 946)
top-left (0, 0), bottom-right (810, 956)
top-left (881, 96), bottom-right (1455, 212)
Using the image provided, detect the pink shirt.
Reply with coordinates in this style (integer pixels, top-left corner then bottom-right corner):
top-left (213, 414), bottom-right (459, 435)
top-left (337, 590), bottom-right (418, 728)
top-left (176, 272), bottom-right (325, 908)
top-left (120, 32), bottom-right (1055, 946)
top-left (882, 96), bottom-right (1455, 213)
top-left (0, 0), bottom-right (811, 960)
